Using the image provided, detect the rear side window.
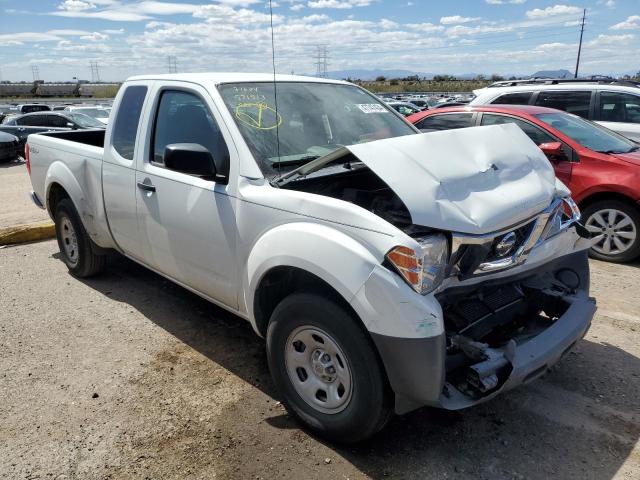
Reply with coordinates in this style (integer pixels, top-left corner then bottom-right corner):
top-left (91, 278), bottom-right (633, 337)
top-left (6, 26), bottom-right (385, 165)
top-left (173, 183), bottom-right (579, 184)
top-left (598, 92), bottom-right (640, 124)
top-left (18, 115), bottom-right (42, 126)
top-left (492, 92), bottom-right (532, 105)
top-left (534, 91), bottom-right (591, 118)
top-left (415, 113), bottom-right (473, 131)
top-left (480, 113), bottom-right (555, 145)
top-left (112, 85), bottom-right (147, 160)
top-left (151, 90), bottom-right (229, 168)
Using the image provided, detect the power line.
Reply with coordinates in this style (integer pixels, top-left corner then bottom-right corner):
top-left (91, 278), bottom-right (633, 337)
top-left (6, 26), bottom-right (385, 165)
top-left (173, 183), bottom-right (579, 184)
top-left (167, 55), bottom-right (178, 73)
top-left (314, 45), bottom-right (329, 78)
top-left (574, 8), bottom-right (587, 78)
top-left (89, 61), bottom-right (101, 82)
top-left (31, 65), bottom-right (40, 81)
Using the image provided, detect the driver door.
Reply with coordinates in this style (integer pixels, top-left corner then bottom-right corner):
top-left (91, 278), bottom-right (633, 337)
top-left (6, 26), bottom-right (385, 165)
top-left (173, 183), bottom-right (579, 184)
top-left (135, 85), bottom-right (239, 308)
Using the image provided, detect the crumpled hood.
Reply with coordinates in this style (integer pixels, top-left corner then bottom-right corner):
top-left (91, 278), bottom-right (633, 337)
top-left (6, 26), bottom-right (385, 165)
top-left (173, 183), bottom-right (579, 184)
top-left (346, 123), bottom-right (557, 235)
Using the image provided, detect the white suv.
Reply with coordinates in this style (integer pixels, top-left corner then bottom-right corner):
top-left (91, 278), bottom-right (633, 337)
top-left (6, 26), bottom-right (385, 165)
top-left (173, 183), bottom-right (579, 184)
top-left (471, 79), bottom-right (640, 142)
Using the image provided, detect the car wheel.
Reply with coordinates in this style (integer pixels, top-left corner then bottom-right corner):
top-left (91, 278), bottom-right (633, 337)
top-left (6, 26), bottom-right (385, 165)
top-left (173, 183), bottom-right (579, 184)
top-left (266, 293), bottom-right (392, 443)
top-left (582, 200), bottom-right (640, 263)
top-left (54, 198), bottom-right (106, 277)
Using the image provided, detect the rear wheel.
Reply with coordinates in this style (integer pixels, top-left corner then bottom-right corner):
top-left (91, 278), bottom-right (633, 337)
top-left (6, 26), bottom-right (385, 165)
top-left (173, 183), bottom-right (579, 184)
top-left (582, 200), bottom-right (640, 263)
top-left (54, 198), bottom-right (106, 277)
top-left (266, 293), bottom-right (392, 443)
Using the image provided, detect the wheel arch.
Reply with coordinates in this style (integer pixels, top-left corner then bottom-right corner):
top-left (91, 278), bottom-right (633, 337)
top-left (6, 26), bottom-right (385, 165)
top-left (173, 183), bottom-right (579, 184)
top-left (253, 266), bottom-right (365, 338)
top-left (577, 190), bottom-right (640, 213)
top-left (244, 222), bottom-right (382, 337)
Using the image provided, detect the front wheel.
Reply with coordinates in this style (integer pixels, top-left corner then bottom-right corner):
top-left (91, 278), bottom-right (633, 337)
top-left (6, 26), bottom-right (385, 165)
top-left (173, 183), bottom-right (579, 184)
top-left (266, 293), bottom-right (392, 443)
top-left (582, 200), bottom-right (640, 263)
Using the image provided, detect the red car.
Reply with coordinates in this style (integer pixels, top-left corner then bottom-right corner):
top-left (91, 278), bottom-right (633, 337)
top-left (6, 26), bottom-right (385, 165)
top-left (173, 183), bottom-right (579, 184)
top-left (408, 105), bottom-right (640, 263)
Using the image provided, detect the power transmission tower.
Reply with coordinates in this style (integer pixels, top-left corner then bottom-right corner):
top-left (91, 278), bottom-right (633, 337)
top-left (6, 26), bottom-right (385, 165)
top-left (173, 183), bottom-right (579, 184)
top-left (31, 65), bottom-right (40, 81)
top-left (168, 56), bottom-right (178, 74)
top-left (89, 61), bottom-right (101, 83)
top-left (574, 8), bottom-right (586, 78)
top-left (314, 45), bottom-right (329, 78)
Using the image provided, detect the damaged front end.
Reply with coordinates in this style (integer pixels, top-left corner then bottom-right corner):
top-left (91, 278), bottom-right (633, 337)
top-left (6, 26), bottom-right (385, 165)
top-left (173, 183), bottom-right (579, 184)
top-left (438, 255), bottom-right (595, 408)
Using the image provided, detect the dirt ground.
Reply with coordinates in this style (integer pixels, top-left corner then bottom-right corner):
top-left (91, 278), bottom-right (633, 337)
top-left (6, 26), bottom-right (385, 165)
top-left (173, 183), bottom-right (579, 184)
top-left (0, 240), bottom-right (638, 479)
top-left (0, 160), bottom-right (50, 229)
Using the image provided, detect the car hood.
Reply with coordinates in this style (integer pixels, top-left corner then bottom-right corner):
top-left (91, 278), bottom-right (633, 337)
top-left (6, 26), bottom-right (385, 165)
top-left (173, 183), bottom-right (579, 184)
top-left (285, 123), bottom-right (557, 235)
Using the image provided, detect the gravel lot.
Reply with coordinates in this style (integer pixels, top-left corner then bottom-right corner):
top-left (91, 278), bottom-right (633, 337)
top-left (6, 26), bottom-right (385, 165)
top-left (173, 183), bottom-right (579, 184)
top-left (1, 240), bottom-right (638, 479)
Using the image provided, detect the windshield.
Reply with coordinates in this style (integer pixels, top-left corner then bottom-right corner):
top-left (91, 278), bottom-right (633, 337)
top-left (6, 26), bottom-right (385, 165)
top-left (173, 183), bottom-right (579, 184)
top-left (536, 112), bottom-right (637, 154)
top-left (67, 112), bottom-right (106, 128)
top-left (218, 82), bottom-right (415, 177)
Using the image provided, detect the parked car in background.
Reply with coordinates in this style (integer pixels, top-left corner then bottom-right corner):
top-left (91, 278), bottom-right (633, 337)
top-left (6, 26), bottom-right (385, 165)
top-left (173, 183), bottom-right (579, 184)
top-left (385, 101), bottom-right (422, 116)
top-left (64, 106), bottom-right (111, 125)
top-left (26, 73), bottom-right (594, 442)
top-left (403, 98), bottom-right (430, 109)
top-left (0, 131), bottom-right (20, 162)
top-left (471, 78), bottom-right (640, 142)
top-left (0, 111), bottom-right (105, 154)
top-left (14, 104), bottom-right (51, 114)
top-left (409, 104), bottom-right (640, 262)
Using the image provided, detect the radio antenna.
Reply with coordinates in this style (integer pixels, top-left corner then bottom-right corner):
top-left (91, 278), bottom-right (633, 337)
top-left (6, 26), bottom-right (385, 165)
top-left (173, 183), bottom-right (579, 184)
top-left (268, 0), bottom-right (282, 173)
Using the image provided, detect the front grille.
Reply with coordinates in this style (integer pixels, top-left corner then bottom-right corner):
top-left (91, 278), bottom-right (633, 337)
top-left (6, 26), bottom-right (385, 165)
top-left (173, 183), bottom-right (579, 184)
top-left (444, 283), bottom-right (525, 335)
top-left (485, 219), bottom-right (536, 263)
top-left (449, 198), bottom-right (577, 279)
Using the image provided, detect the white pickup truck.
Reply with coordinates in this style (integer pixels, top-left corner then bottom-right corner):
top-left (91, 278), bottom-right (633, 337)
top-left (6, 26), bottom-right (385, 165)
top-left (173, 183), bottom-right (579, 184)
top-left (27, 73), bottom-right (596, 442)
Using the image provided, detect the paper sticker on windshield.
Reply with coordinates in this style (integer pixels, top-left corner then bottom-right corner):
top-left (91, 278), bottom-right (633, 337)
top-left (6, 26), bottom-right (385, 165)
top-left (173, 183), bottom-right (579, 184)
top-left (235, 102), bottom-right (282, 130)
top-left (357, 104), bottom-right (389, 114)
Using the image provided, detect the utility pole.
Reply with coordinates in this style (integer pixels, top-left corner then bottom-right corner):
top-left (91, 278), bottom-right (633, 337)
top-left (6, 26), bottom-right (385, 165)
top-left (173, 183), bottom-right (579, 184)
top-left (31, 65), bottom-right (40, 82)
top-left (168, 56), bottom-right (178, 74)
top-left (314, 45), bottom-right (329, 78)
top-left (574, 8), bottom-right (586, 78)
top-left (89, 61), bottom-right (101, 83)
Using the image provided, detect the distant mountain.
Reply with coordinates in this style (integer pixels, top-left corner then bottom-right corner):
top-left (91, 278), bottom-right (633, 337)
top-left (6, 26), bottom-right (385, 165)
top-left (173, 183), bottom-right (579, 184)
top-left (314, 69), bottom-right (427, 80)
top-left (530, 69), bottom-right (573, 78)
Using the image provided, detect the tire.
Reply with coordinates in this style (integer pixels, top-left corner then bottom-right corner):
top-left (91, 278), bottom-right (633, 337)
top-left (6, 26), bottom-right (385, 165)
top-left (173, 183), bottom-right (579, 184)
top-left (54, 198), bottom-right (106, 277)
top-left (266, 293), bottom-right (392, 443)
top-left (582, 199), bottom-right (640, 263)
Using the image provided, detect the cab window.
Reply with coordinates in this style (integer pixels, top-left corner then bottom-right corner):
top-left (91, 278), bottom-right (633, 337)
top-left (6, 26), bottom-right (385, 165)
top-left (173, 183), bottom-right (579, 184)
top-left (112, 85), bottom-right (147, 160)
top-left (151, 90), bottom-right (229, 170)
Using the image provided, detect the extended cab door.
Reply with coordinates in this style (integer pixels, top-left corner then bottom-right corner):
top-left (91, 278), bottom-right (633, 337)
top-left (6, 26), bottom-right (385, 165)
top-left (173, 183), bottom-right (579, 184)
top-left (103, 83), bottom-right (149, 260)
top-left (134, 84), bottom-right (239, 309)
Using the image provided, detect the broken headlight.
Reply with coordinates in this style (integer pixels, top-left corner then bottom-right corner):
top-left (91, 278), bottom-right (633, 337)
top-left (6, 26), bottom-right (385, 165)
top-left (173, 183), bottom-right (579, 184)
top-left (543, 197), bottom-right (581, 240)
top-left (386, 234), bottom-right (449, 295)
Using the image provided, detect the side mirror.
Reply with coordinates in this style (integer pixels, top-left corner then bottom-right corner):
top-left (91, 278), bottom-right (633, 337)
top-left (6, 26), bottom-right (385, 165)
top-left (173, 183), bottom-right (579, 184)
top-left (164, 143), bottom-right (217, 178)
top-left (539, 142), bottom-right (564, 158)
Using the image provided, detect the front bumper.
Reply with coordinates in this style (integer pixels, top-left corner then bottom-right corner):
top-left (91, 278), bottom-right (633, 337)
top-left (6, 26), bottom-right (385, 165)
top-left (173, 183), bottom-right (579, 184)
top-left (369, 250), bottom-right (596, 414)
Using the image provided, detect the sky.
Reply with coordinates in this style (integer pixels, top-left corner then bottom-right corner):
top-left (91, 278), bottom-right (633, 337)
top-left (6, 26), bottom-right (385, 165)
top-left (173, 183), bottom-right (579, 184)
top-left (0, 0), bottom-right (638, 82)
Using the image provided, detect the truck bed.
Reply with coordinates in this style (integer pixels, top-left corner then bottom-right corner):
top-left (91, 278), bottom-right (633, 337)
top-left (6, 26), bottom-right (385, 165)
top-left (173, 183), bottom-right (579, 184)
top-left (27, 128), bottom-right (113, 248)
top-left (37, 129), bottom-right (106, 148)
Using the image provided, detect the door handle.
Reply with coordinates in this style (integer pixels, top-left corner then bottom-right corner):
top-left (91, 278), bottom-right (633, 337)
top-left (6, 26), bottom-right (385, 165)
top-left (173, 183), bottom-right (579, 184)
top-left (137, 181), bottom-right (156, 193)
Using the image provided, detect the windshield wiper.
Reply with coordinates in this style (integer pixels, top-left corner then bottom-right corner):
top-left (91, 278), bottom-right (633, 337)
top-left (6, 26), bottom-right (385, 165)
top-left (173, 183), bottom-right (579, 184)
top-left (270, 155), bottom-right (320, 167)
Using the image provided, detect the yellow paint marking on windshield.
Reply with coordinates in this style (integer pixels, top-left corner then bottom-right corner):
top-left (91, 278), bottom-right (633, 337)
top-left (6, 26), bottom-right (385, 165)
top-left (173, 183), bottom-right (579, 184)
top-left (235, 102), bottom-right (283, 130)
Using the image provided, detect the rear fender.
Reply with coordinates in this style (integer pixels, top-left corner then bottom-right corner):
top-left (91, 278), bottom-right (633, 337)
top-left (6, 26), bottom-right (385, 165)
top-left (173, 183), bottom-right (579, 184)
top-left (45, 160), bottom-right (114, 248)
